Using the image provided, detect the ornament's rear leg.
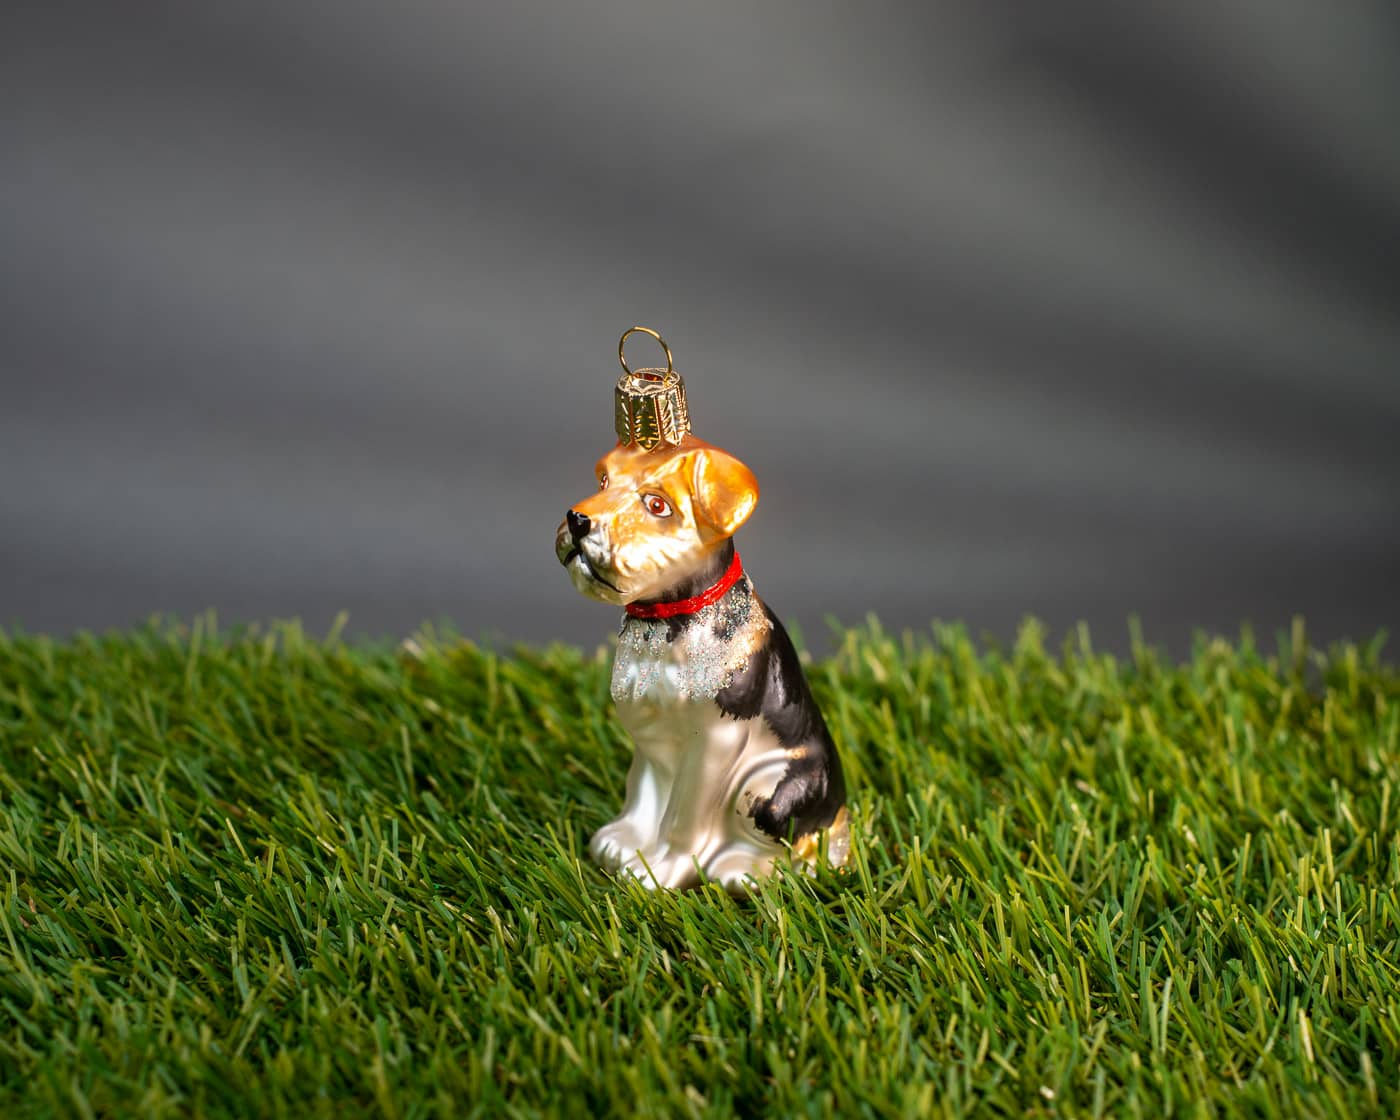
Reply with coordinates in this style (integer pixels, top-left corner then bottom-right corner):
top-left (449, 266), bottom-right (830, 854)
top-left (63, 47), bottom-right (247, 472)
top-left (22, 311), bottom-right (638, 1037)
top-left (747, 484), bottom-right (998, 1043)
top-left (704, 751), bottom-right (849, 889)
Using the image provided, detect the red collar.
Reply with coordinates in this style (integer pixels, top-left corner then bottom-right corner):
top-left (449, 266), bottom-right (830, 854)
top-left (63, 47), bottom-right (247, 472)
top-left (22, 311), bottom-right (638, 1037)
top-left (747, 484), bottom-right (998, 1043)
top-left (626, 550), bottom-right (745, 620)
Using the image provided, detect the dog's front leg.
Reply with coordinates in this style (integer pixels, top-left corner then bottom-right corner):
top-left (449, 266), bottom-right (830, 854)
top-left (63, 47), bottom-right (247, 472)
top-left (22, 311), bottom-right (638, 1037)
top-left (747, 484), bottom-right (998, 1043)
top-left (589, 748), bottom-right (669, 871)
top-left (618, 715), bottom-right (757, 890)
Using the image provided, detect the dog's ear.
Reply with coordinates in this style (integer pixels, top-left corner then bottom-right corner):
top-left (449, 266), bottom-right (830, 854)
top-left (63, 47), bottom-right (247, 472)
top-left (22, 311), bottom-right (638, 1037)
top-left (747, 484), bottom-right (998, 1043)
top-left (690, 446), bottom-right (760, 537)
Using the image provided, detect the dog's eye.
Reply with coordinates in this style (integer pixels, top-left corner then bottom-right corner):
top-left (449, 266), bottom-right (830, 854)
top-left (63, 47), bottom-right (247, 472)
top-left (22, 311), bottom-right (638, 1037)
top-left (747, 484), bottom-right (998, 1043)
top-left (599, 474), bottom-right (609, 490)
top-left (642, 493), bottom-right (673, 518)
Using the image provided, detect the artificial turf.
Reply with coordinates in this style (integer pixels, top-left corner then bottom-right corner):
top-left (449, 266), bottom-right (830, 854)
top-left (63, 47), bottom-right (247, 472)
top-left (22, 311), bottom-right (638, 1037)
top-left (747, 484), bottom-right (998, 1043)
top-left (0, 616), bottom-right (1397, 1118)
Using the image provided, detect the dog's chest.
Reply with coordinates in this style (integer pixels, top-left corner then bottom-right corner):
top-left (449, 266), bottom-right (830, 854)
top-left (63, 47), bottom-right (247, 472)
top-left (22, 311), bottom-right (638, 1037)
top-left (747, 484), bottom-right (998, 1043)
top-left (611, 612), bottom-right (754, 770)
top-left (611, 624), bottom-right (732, 710)
top-left (610, 587), bottom-right (761, 710)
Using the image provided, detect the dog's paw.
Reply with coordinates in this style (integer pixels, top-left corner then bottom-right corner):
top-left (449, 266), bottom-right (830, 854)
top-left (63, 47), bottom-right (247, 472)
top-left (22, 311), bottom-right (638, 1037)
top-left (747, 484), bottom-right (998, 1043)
top-left (589, 820), bottom-right (649, 871)
top-left (618, 848), bottom-right (703, 891)
top-left (702, 845), bottom-right (776, 896)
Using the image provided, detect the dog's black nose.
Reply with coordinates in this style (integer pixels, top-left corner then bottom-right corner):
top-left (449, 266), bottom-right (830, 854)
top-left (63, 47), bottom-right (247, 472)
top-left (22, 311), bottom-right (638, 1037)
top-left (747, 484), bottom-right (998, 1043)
top-left (566, 509), bottom-right (591, 543)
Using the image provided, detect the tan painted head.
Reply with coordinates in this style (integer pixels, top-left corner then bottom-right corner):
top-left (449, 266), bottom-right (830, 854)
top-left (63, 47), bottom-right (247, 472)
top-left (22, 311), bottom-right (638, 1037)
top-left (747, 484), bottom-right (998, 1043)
top-left (556, 435), bottom-right (760, 605)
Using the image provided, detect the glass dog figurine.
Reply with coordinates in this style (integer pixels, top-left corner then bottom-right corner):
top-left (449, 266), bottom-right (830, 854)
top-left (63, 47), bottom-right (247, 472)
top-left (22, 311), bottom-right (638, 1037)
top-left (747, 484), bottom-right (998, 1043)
top-left (555, 327), bottom-right (848, 892)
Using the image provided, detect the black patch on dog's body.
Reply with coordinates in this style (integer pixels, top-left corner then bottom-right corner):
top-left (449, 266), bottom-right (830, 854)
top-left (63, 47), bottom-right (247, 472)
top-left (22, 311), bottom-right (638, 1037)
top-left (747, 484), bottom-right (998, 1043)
top-left (716, 604), bottom-right (847, 843)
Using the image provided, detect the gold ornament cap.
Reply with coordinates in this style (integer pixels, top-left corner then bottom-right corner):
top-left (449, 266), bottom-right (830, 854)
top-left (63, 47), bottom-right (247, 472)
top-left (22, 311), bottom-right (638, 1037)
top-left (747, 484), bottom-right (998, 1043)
top-left (615, 326), bottom-right (691, 451)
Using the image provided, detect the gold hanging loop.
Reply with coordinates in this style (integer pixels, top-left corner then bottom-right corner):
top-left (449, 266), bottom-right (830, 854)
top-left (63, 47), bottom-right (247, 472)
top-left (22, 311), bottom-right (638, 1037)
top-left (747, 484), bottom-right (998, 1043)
top-left (618, 326), bottom-right (674, 382)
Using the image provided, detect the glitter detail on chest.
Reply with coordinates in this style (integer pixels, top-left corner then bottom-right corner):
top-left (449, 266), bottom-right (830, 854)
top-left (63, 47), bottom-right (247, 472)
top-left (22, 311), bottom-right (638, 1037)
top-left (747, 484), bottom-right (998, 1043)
top-left (611, 581), bottom-right (756, 703)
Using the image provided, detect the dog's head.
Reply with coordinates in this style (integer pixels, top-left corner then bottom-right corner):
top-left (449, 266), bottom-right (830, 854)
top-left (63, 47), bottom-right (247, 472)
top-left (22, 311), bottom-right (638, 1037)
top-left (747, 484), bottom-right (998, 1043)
top-left (555, 435), bottom-right (759, 605)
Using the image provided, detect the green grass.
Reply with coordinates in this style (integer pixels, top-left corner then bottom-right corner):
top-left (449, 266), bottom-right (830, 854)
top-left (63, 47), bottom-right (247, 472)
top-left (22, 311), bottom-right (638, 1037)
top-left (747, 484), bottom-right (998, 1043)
top-left (1, 617), bottom-right (1398, 1118)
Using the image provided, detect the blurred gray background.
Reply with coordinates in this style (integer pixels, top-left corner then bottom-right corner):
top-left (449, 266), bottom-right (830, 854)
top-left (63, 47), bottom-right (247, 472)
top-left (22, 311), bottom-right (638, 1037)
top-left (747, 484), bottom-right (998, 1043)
top-left (4, 1), bottom-right (1398, 654)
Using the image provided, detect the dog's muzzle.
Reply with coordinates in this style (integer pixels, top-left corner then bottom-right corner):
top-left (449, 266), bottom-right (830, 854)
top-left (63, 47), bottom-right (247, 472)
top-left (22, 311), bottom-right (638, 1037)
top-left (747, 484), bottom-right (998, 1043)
top-left (556, 512), bottom-right (625, 599)
top-left (555, 518), bottom-right (578, 565)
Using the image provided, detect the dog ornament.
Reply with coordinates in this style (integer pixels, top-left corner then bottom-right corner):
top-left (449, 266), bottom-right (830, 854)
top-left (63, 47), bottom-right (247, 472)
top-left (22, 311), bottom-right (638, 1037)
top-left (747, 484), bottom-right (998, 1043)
top-left (555, 326), bottom-right (848, 893)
